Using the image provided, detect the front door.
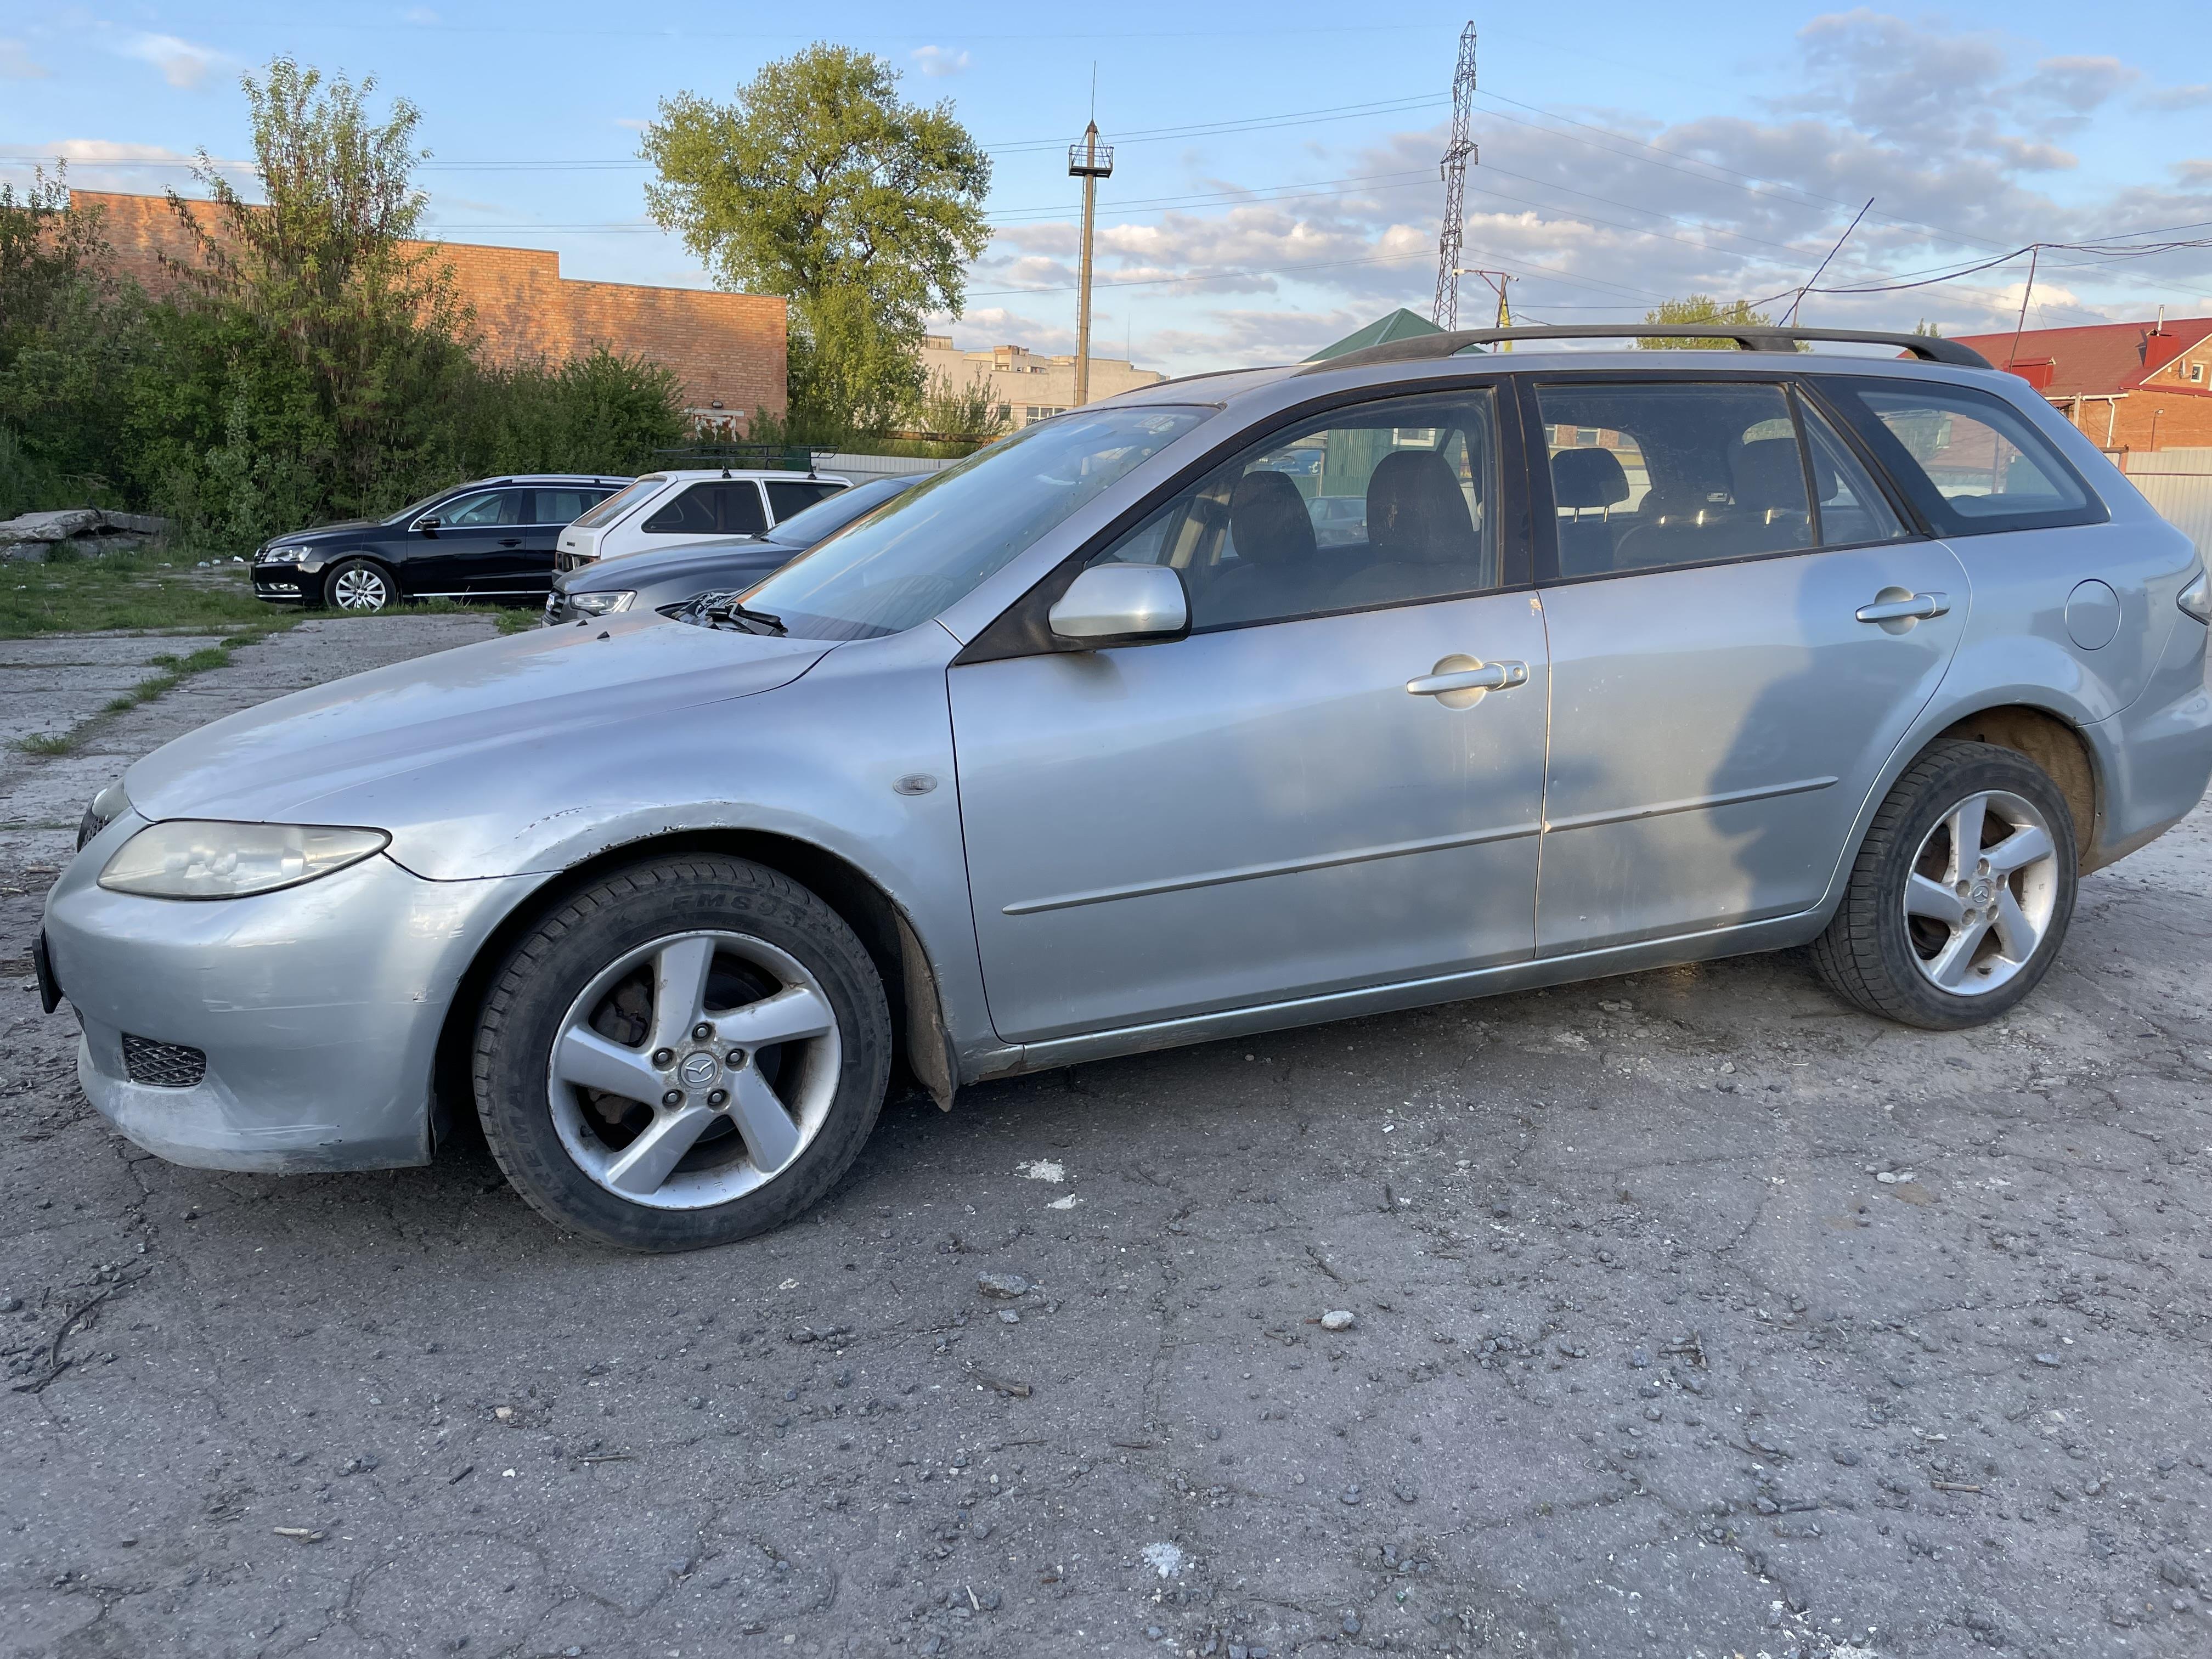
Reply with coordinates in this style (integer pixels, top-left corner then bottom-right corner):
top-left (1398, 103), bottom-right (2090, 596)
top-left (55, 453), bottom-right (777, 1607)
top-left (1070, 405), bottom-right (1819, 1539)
top-left (1528, 375), bottom-right (1970, 953)
top-left (409, 487), bottom-right (527, 595)
top-left (951, 383), bottom-right (1550, 1044)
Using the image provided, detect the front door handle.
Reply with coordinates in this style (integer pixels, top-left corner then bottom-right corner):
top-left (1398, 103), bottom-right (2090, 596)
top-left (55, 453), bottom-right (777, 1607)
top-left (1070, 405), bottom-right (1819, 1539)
top-left (499, 538), bottom-right (523, 548)
top-left (1855, 590), bottom-right (1949, 624)
top-left (1406, 655), bottom-right (1529, 709)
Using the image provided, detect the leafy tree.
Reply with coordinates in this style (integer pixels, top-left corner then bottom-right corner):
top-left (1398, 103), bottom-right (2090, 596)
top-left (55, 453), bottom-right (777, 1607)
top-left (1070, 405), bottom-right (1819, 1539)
top-left (0, 170), bottom-right (143, 515)
top-left (915, 369), bottom-right (1011, 443)
top-left (1914, 319), bottom-right (1943, 337)
top-left (642, 44), bottom-right (992, 441)
top-left (155, 56), bottom-right (477, 528)
top-left (1638, 295), bottom-right (1774, 349)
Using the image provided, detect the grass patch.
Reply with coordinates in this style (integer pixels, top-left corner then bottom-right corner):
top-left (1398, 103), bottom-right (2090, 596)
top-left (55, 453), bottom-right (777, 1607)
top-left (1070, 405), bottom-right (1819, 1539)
top-left (13, 731), bottom-right (77, 756)
top-left (1, 547), bottom-right (276, 637)
top-left (13, 630), bottom-right (273, 754)
top-left (496, 608), bottom-right (540, 635)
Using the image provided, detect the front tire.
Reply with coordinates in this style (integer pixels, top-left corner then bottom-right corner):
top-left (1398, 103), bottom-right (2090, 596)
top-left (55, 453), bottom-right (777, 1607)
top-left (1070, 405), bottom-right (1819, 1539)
top-left (324, 557), bottom-right (395, 612)
top-left (472, 856), bottom-right (893, 1251)
top-left (1810, 740), bottom-right (2075, 1029)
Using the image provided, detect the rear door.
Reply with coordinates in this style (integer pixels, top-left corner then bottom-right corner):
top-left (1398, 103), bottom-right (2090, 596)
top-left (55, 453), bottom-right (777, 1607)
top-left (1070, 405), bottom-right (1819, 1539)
top-left (952, 381), bottom-right (1550, 1043)
top-left (765, 477), bottom-right (846, 524)
top-left (481, 486), bottom-right (610, 596)
top-left (1528, 375), bottom-right (1970, 953)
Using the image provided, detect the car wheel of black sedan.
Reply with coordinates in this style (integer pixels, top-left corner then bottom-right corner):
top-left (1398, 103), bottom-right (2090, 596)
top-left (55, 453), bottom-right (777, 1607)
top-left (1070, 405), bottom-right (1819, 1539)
top-left (471, 855), bottom-right (893, 1251)
top-left (324, 557), bottom-right (394, 612)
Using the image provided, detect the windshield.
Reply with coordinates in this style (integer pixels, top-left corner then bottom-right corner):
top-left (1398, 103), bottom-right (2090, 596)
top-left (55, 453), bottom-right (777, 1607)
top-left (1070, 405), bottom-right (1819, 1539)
top-left (737, 407), bottom-right (1210, 639)
top-left (384, 486), bottom-right (462, 526)
top-left (762, 475), bottom-right (918, 544)
top-left (571, 475), bottom-right (665, 531)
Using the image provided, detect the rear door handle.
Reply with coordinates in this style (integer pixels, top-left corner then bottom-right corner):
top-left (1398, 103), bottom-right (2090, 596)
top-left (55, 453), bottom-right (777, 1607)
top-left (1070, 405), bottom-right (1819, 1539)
top-left (1855, 590), bottom-right (1948, 623)
top-left (498, 538), bottom-right (523, 548)
top-left (1407, 656), bottom-right (1529, 707)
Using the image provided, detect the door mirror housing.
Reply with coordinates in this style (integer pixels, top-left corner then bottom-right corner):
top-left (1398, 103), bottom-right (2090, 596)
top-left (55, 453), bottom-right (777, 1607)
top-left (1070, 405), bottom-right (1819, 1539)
top-left (1048, 563), bottom-right (1189, 648)
top-left (412, 515), bottom-right (441, 534)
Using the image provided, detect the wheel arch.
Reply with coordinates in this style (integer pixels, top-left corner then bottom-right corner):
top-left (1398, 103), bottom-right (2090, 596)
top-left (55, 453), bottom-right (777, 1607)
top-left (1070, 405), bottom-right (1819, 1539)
top-left (1927, 702), bottom-right (2099, 865)
top-left (430, 828), bottom-right (958, 1156)
top-left (323, 550), bottom-right (402, 606)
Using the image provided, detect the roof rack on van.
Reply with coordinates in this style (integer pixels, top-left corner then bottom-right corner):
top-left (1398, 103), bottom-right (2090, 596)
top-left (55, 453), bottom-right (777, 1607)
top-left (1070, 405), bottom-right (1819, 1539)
top-left (1304, 324), bottom-right (1992, 372)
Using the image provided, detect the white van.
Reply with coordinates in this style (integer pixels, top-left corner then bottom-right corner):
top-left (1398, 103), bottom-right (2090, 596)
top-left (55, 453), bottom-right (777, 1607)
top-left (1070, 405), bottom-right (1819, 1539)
top-left (555, 469), bottom-right (850, 569)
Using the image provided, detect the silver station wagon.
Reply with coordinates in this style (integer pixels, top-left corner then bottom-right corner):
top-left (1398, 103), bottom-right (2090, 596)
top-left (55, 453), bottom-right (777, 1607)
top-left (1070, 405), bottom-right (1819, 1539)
top-left (39, 324), bottom-right (2212, 1251)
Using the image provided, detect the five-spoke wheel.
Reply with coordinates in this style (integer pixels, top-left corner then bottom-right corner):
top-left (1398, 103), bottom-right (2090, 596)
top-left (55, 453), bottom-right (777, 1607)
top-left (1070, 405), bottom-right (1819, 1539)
top-left (1813, 739), bottom-right (2076, 1029)
top-left (473, 855), bottom-right (891, 1250)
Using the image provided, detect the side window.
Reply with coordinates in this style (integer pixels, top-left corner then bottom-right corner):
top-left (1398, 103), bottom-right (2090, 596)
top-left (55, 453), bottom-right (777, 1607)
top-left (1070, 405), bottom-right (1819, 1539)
top-left (643, 481), bottom-right (769, 536)
top-left (439, 490), bottom-right (514, 529)
top-left (1830, 380), bottom-right (2100, 535)
top-left (533, 488), bottom-right (599, 525)
top-left (1085, 388), bottom-right (1503, 631)
top-left (1537, 381), bottom-right (1813, 578)
top-left (1798, 400), bottom-right (1908, 546)
top-left (766, 479), bottom-right (843, 520)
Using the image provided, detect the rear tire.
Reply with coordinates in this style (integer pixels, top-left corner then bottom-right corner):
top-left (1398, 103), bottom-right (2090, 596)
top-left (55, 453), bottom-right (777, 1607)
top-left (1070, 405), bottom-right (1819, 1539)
top-left (1810, 739), bottom-right (2075, 1029)
top-left (472, 855), bottom-right (892, 1251)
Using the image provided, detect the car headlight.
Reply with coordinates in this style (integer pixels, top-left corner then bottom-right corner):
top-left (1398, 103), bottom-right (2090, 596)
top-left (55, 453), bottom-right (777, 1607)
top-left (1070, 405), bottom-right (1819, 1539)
top-left (98, 821), bottom-right (391, 900)
top-left (258, 545), bottom-right (312, 565)
top-left (567, 590), bottom-right (635, 616)
top-left (77, 781), bottom-right (132, 850)
top-left (2179, 567), bottom-right (2211, 624)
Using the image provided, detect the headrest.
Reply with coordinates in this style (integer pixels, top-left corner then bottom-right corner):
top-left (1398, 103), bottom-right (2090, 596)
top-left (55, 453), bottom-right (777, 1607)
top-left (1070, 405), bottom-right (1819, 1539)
top-left (1551, 446), bottom-right (1630, 510)
top-left (1366, 450), bottom-right (1475, 564)
top-left (1228, 470), bottom-right (1317, 567)
top-left (1730, 438), bottom-right (1809, 515)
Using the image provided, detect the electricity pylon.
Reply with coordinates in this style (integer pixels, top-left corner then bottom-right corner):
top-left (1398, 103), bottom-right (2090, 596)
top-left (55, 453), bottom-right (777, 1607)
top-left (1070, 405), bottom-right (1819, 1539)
top-left (1432, 22), bottom-right (1479, 329)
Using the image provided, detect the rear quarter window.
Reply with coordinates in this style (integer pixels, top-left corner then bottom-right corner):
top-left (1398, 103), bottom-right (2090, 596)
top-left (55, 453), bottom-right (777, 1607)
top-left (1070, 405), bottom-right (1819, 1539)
top-left (1819, 377), bottom-right (2106, 537)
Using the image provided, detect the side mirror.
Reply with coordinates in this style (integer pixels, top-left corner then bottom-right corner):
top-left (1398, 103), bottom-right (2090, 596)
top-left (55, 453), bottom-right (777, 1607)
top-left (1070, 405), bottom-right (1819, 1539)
top-left (1048, 563), bottom-right (1189, 648)
top-left (412, 515), bottom-right (441, 534)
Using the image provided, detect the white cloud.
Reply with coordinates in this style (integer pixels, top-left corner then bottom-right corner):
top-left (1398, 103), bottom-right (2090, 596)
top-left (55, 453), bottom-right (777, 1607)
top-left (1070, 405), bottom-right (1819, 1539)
top-left (404, 7), bottom-right (441, 22)
top-left (612, 117), bottom-right (650, 132)
top-left (2140, 83), bottom-right (2212, 112)
top-left (911, 45), bottom-right (970, 78)
top-left (119, 32), bottom-right (227, 90)
top-left (0, 37), bottom-right (48, 80)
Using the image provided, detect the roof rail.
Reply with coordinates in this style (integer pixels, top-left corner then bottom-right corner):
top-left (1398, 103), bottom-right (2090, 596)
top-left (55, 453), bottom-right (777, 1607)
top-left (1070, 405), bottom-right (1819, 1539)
top-left (1301, 323), bottom-right (1992, 372)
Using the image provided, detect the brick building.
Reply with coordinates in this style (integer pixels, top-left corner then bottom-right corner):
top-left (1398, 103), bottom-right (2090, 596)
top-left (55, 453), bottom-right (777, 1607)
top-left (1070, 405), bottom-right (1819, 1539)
top-left (1951, 315), bottom-right (2212, 466)
top-left (72, 189), bottom-right (786, 426)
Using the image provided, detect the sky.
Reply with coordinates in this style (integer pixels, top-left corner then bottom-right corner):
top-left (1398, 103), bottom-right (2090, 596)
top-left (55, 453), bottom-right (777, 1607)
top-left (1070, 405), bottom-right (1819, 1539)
top-left (3, 3), bottom-right (2210, 376)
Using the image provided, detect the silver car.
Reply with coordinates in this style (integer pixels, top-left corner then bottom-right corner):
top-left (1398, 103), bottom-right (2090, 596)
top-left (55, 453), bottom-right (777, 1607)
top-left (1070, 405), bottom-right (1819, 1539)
top-left (40, 325), bottom-right (2212, 1251)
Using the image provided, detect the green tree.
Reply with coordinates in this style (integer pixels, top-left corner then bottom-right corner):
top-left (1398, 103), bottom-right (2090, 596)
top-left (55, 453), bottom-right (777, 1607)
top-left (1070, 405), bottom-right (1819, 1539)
top-left (914, 368), bottom-right (1011, 443)
top-left (1638, 295), bottom-right (1774, 349)
top-left (0, 170), bottom-right (144, 515)
top-left (641, 44), bottom-right (992, 442)
top-left (153, 55), bottom-right (477, 531)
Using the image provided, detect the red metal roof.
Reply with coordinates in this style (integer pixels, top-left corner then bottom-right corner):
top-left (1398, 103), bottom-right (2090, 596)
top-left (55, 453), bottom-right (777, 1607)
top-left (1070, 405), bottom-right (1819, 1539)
top-left (1951, 317), bottom-right (2212, 399)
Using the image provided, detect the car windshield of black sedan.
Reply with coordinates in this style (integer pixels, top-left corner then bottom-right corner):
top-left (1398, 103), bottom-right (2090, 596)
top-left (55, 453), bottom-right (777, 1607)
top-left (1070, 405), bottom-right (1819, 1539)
top-left (726, 408), bottom-right (1210, 640)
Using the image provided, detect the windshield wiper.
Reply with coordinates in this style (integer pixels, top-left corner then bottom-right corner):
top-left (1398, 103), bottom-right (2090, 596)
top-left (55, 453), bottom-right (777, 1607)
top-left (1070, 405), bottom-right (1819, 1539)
top-left (687, 591), bottom-right (787, 635)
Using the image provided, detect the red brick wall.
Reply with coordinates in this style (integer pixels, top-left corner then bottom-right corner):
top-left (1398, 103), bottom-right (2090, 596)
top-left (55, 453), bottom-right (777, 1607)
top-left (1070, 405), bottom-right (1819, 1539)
top-left (2058, 393), bottom-right (2212, 460)
top-left (71, 189), bottom-right (786, 422)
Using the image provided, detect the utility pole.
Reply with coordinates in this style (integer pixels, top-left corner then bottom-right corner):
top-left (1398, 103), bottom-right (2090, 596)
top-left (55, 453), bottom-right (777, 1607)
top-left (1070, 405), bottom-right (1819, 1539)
top-left (1433, 22), bottom-right (1478, 328)
top-left (1455, 267), bottom-right (1512, 347)
top-left (1068, 120), bottom-right (1114, 406)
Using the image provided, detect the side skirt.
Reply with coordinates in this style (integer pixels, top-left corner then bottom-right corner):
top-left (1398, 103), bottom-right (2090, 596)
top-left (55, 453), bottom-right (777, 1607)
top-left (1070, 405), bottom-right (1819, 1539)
top-left (967, 911), bottom-right (1823, 1083)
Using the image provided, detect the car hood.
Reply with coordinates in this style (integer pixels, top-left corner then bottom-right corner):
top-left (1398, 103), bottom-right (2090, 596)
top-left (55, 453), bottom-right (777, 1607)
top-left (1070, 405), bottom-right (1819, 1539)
top-left (123, 617), bottom-right (834, 832)
top-left (555, 539), bottom-right (794, 594)
top-left (267, 518), bottom-right (385, 548)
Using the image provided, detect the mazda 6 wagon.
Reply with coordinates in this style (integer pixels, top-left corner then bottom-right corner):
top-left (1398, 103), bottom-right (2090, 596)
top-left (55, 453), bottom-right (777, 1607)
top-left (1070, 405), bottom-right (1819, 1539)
top-left (40, 324), bottom-right (2212, 1251)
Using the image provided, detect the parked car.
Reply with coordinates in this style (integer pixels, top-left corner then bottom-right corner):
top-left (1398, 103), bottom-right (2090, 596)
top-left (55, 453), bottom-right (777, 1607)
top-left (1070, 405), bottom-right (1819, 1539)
top-left (43, 324), bottom-right (2212, 1254)
top-left (544, 475), bottom-right (924, 625)
top-left (250, 476), bottom-right (630, 611)
top-left (554, 469), bottom-right (851, 571)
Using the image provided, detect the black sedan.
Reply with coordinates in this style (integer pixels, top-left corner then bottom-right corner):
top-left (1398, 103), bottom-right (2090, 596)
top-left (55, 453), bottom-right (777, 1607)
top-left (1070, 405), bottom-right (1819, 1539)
top-left (542, 473), bottom-right (924, 625)
top-left (251, 475), bottom-right (631, 612)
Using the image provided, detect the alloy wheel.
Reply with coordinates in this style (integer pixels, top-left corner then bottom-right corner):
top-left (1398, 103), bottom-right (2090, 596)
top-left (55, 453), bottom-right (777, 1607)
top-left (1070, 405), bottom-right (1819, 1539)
top-left (1902, 788), bottom-right (2060, 996)
top-left (331, 566), bottom-right (390, 611)
top-left (545, 929), bottom-right (840, 1209)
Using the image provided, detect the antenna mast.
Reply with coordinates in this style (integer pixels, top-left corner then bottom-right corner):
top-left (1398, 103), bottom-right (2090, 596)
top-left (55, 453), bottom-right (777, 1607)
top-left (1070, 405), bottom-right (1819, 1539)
top-left (1433, 22), bottom-right (1479, 328)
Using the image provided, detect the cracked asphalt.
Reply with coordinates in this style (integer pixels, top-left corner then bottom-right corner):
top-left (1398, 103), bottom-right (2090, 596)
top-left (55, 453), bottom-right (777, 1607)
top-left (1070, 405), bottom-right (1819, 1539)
top-left (4, 619), bottom-right (2211, 1659)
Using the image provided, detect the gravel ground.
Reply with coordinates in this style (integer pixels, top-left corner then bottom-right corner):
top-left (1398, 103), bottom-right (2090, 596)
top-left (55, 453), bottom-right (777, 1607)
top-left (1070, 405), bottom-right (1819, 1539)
top-left (3, 619), bottom-right (2210, 1659)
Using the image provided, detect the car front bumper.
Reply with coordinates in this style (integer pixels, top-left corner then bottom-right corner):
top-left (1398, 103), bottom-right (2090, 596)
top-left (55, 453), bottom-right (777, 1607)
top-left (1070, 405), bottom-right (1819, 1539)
top-left (43, 825), bottom-right (539, 1172)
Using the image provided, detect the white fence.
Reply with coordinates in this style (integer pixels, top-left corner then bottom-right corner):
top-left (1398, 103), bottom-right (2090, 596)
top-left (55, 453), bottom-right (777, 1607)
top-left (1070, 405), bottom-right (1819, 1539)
top-left (810, 451), bottom-right (958, 488)
top-left (2126, 449), bottom-right (2212, 558)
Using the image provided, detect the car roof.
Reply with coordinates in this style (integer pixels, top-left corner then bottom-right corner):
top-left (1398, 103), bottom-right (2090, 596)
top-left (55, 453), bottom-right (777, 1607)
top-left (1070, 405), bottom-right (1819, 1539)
top-left (640, 469), bottom-right (854, 483)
